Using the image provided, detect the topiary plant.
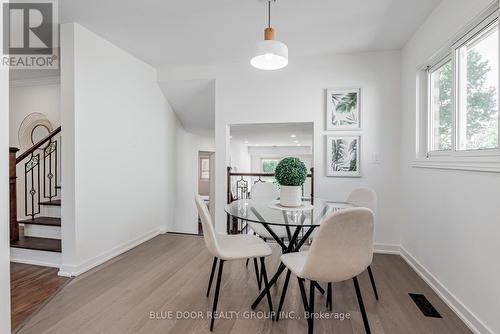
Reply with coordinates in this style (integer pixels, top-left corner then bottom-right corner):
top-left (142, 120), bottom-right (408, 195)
top-left (275, 157), bottom-right (308, 186)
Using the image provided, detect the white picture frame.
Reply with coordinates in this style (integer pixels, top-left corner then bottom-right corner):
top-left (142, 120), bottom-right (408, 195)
top-left (326, 135), bottom-right (361, 177)
top-left (326, 88), bottom-right (361, 130)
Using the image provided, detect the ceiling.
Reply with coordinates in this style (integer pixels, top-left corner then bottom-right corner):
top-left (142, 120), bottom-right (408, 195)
top-left (60, 0), bottom-right (441, 68)
top-left (230, 122), bottom-right (313, 147)
top-left (159, 79), bottom-right (215, 136)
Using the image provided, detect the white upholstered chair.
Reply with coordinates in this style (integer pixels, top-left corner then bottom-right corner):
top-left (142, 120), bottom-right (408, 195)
top-left (248, 182), bottom-right (294, 242)
top-left (195, 195), bottom-right (273, 331)
top-left (278, 208), bottom-right (375, 334)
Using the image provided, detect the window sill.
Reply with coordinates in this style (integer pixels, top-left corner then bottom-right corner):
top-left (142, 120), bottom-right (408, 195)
top-left (411, 157), bottom-right (500, 173)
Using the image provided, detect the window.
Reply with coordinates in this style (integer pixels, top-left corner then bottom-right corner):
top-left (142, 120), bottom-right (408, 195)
top-left (424, 8), bottom-right (499, 158)
top-left (260, 158), bottom-right (280, 183)
top-left (261, 159), bottom-right (280, 173)
top-left (200, 158), bottom-right (209, 179)
top-left (429, 59), bottom-right (453, 151)
top-left (457, 21), bottom-right (499, 150)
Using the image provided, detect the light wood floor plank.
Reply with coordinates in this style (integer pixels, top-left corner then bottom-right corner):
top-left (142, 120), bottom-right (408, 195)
top-left (17, 234), bottom-right (472, 334)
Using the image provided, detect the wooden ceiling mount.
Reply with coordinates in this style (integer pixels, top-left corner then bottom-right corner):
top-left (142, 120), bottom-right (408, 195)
top-left (264, 27), bottom-right (275, 40)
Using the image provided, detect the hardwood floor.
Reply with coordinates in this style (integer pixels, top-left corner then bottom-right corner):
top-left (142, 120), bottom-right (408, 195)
top-left (17, 234), bottom-right (471, 334)
top-left (11, 263), bottom-right (70, 332)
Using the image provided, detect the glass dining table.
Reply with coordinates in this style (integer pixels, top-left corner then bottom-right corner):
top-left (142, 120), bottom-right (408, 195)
top-left (224, 198), bottom-right (353, 310)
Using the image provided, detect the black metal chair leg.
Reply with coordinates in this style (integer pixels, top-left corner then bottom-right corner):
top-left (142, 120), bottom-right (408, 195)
top-left (206, 257), bottom-right (218, 297)
top-left (253, 258), bottom-right (262, 290)
top-left (326, 282), bottom-right (332, 311)
top-left (297, 277), bottom-right (309, 313)
top-left (210, 259), bottom-right (224, 331)
top-left (367, 266), bottom-right (379, 300)
top-left (245, 258), bottom-right (249, 267)
top-left (313, 281), bottom-right (325, 295)
top-left (309, 280), bottom-right (316, 334)
top-left (275, 269), bottom-right (291, 321)
top-left (260, 257), bottom-right (274, 314)
top-left (353, 276), bottom-right (371, 334)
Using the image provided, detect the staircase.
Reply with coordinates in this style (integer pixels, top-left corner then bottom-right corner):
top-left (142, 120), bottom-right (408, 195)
top-left (9, 127), bottom-right (62, 262)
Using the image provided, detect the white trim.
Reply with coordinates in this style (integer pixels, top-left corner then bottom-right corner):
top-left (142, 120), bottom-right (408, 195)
top-left (58, 228), bottom-right (164, 277)
top-left (10, 76), bottom-right (60, 87)
top-left (23, 224), bottom-right (61, 239)
top-left (373, 243), bottom-right (400, 255)
top-left (411, 158), bottom-right (500, 173)
top-left (10, 248), bottom-right (61, 268)
top-left (400, 247), bottom-right (494, 334)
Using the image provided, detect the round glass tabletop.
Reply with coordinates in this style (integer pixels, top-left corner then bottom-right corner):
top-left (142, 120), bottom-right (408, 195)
top-left (224, 198), bottom-right (353, 227)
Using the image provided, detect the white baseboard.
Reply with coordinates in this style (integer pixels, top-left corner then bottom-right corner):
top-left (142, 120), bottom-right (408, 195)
top-left (58, 228), bottom-right (162, 277)
top-left (400, 247), bottom-right (493, 334)
top-left (10, 248), bottom-right (61, 268)
top-left (374, 243), bottom-right (400, 254)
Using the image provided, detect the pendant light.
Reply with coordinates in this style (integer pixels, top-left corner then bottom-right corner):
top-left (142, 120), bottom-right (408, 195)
top-left (250, 0), bottom-right (288, 70)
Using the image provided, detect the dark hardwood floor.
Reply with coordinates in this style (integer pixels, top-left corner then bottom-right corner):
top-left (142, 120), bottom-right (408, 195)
top-left (10, 263), bottom-right (70, 332)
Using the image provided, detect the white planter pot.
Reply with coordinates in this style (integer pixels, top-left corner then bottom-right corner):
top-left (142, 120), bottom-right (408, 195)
top-left (280, 186), bottom-right (302, 207)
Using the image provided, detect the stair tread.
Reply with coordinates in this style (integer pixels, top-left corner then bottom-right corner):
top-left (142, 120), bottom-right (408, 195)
top-left (11, 236), bottom-right (61, 253)
top-left (39, 199), bottom-right (61, 206)
top-left (18, 217), bottom-right (61, 227)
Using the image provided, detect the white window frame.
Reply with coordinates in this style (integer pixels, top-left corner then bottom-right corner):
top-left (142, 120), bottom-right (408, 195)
top-left (414, 4), bottom-right (500, 173)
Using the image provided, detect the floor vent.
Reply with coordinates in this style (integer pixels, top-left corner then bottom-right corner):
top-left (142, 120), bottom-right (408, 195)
top-left (409, 293), bottom-right (442, 318)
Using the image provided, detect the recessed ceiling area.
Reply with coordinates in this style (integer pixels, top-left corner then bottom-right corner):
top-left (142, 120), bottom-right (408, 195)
top-left (230, 122), bottom-right (313, 147)
top-left (60, 0), bottom-right (441, 68)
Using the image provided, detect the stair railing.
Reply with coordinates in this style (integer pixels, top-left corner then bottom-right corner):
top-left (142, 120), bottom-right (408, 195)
top-left (226, 166), bottom-right (314, 234)
top-left (12, 126), bottom-right (61, 230)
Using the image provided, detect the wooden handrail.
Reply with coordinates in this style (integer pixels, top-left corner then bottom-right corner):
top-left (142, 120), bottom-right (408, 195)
top-left (16, 126), bottom-right (61, 164)
top-left (228, 171), bottom-right (313, 177)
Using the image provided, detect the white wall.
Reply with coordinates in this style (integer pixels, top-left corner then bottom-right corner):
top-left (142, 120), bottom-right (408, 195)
top-left (172, 120), bottom-right (215, 234)
top-left (160, 51), bottom-right (402, 248)
top-left (9, 83), bottom-right (60, 147)
top-left (0, 2), bottom-right (12, 329)
top-left (229, 140), bottom-right (251, 173)
top-left (60, 23), bottom-right (177, 275)
top-left (401, 1), bottom-right (500, 333)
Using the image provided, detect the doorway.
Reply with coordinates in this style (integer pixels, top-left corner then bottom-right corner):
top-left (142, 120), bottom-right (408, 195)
top-left (198, 151), bottom-right (215, 234)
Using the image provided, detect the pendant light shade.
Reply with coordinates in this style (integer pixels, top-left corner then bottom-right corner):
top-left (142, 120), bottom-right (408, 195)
top-left (251, 39), bottom-right (288, 70)
top-left (250, 1), bottom-right (288, 70)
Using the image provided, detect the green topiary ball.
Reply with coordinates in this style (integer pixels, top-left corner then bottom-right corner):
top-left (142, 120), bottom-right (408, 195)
top-left (275, 157), bottom-right (308, 186)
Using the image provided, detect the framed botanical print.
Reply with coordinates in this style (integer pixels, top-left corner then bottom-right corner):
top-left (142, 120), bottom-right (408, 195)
top-left (326, 88), bottom-right (360, 130)
top-left (326, 135), bottom-right (361, 177)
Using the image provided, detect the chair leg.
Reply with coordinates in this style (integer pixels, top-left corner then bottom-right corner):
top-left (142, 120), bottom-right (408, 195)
top-left (275, 269), bottom-right (291, 321)
top-left (297, 277), bottom-right (309, 313)
top-left (297, 278), bottom-right (311, 333)
top-left (308, 280), bottom-right (316, 334)
top-left (206, 257), bottom-right (218, 297)
top-left (326, 282), bottom-right (333, 311)
top-left (260, 257), bottom-right (274, 314)
top-left (245, 258), bottom-right (249, 267)
top-left (313, 281), bottom-right (325, 295)
top-left (210, 259), bottom-right (224, 331)
top-left (253, 258), bottom-right (261, 290)
top-left (367, 266), bottom-right (379, 300)
top-left (353, 276), bottom-right (371, 334)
